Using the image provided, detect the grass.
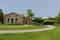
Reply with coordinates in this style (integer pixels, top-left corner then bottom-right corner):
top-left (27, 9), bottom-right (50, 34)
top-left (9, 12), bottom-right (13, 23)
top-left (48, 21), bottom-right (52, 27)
top-left (0, 25), bottom-right (46, 30)
top-left (0, 25), bottom-right (59, 40)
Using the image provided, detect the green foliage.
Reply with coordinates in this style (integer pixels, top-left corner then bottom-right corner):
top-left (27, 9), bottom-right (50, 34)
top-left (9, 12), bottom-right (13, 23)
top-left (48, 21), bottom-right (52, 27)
top-left (0, 9), bottom-right (4, 24)
top-left (43, 22), bottom-right (54, 25)
top-left (32, 22), bottom-right (38, 25)
top-left (7, 23), bottom-right (22, 25)
top-left (27, 9), bottom-right (34, 18)
top-left (44, 17), bottom-right (55, 25)
top-left (55, 11), bottom-right (60, 23)
top-left (20, 13), bottom-right (24, 16)
top-left (32, 17), bottom-right (44, 25)
top-left (55, 16), bottom-right (60, 22)
top-left (58, 10), bottom-right (60, 16)
top-left (46, 17), bottom-right (55, 20)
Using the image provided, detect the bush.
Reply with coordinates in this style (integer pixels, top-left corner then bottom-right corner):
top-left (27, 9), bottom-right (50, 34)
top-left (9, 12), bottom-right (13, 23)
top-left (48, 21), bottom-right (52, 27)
top-left (32, 17), bottom-right (44, 25)
top-left (43, 22), bottom-right (54, 25)
top-left (7, 23), bottom-right (22, 25)
top-left (32, 22), bottom-right (43, 26)
top-left (32, 22), bottom-right (37, 25)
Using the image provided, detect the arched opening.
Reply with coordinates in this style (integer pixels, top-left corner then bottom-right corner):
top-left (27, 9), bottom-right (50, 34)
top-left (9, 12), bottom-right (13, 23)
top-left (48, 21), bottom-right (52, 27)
top-left (8, 19), bottom-right (10, 23)
top-left (11, 19), bottom-right (14, 23)
top-left (15, 19), bottom-right (18, 23)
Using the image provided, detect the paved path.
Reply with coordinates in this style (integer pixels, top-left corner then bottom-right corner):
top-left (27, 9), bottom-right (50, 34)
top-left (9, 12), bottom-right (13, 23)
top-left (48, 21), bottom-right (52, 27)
top-left (0, 25), bottom-right (55, 34)
top-left (0, 25), bottom-right (30, 27)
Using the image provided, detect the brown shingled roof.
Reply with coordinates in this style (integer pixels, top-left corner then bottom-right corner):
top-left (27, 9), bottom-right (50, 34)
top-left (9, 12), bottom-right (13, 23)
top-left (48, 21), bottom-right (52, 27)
top-left (23, 16), bottom-right (32, 20)
top-left (5, 12), bottom-right (32, 20)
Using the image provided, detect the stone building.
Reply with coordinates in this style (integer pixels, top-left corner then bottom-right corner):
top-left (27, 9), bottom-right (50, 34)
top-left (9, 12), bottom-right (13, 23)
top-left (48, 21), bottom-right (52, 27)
top-left (4, 12), bottom-right (32, 25)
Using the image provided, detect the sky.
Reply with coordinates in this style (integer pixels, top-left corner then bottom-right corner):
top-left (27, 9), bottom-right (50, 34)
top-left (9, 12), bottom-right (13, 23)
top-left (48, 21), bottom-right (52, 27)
top-left (0, 0), bottom-right (60, 18)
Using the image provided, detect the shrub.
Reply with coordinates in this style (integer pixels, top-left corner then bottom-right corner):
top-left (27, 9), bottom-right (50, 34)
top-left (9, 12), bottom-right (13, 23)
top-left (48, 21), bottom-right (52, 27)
top-left (7, 23), bottom-right (22, 25)
top-left (43, 22), bottom-right (54, 25)
top-left (32, 17), bottom-right (44, 25)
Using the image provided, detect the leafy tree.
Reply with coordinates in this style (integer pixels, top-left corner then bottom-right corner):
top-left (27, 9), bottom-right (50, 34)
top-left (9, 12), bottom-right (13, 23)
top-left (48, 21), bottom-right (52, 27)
top-left (0, 9), bottom-right (4, 23)
top-left (46, 17), bottom-right (55, 20)
top-left (58, 11), bottom-right (60, 16)
top-left (55, 11), bottom-right (60, 23)
top-left (27, 9), bottom-right (34, 18)
top-left (32, 17), bottom-right (44, 25)
top-left (20, 13), bottom-right (24, 16)
top-left (55, 16), bottom-right (60, 23)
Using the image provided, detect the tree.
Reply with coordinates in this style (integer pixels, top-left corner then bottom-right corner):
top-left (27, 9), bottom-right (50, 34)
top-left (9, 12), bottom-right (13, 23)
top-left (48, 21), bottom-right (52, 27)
top-left (32, 17), bottom-right (44, 25)
top-left (55, 11), bottom-right (60, 23)
top-left (55, 16), bottom-right (60, 23)
top-left (46, 17), bottom-right (55, 20)
top-left (20, 13), bottom-right (25, 16)
top-left (0, 9), bottom-right (4, 23)
top-left (58, 11), bottom-right (60, 16)
top-left (55, 16), bottom-right (60, 21)
top-left (27, 9), bottom-right (34, 18)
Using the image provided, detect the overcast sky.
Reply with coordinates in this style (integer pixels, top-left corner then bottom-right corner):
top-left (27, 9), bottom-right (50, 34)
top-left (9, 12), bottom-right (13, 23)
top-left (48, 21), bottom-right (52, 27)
top-left (0, 0), bottom-right (60, 18)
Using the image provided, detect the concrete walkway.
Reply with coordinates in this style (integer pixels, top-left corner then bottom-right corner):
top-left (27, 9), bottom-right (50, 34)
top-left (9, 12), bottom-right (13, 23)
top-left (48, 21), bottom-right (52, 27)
top-left (0, 25), bottom-right (55, 34)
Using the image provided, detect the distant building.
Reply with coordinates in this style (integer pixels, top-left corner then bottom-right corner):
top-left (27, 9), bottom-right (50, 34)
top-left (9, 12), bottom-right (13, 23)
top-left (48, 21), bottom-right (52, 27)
top-left (4, 12), bottom-right (32, 25)
top-left (43, 20), bottom-right (57, 25)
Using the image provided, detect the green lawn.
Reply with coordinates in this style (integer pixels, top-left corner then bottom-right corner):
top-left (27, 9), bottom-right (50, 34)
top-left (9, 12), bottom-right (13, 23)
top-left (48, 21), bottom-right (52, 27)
top-left (0, 25), bottom-right (59, 40)
top-left (0, 25), bottom-right (46, 30)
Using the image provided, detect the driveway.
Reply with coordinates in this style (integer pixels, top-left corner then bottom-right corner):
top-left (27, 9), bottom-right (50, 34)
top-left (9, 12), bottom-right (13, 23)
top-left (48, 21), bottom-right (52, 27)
top-left (0, 25), bottom-right (55, 34)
